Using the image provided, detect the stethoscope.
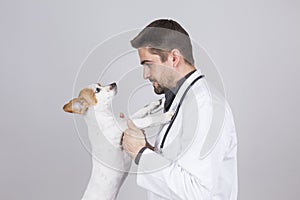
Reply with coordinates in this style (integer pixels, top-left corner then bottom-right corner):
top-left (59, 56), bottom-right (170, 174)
top-left (160, 74), bottom-right (205, 149)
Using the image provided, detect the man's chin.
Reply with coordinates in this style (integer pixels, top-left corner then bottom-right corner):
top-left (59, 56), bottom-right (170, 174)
top-left (153, 85), bottom-right (166, 94)
top-left (154, 88), bottom-right (164, 94)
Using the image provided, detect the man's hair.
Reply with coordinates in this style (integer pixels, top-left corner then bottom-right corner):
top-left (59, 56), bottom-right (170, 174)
top-left (131, 19), bottom-right (194, 66)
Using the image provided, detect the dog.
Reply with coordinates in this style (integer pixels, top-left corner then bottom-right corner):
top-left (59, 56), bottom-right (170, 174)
top-left (63, 82), bottom-right (174, 200)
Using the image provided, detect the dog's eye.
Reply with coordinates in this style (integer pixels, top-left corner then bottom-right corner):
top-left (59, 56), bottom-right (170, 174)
top-left (95, 88), bottom-right (101, 93)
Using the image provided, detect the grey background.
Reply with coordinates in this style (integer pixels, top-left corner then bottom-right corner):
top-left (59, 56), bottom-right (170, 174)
top-left (1, 0), bottom-right (299, 199)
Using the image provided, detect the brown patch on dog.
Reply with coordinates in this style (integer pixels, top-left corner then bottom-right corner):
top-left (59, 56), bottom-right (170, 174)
top-left (79, 88), bottom-right (97, 106)
top-left (63, 98), bottom-right (89, 114)
top-left (63, 88), bottom-right (97, 114)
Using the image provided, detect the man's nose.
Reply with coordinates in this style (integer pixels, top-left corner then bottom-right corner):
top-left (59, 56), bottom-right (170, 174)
top-left (143, 66), bottom-right (150, 79)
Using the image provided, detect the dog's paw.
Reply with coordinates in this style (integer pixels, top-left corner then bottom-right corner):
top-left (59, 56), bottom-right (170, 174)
top-left (145, 99), bottom-right (162, 110)
top-left (163, 110), bottom-right (175, 123)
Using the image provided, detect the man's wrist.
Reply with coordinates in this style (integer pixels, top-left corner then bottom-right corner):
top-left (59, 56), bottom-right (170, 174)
top-left (146, 141), bottom-right (155, 151)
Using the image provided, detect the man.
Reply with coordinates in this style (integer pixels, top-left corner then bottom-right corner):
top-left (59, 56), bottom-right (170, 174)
top-left (122, 19), bottom-right (238, 200)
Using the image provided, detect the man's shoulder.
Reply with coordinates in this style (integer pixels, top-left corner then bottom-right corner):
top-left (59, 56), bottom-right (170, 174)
top-left (185, 79), bottom-right (212, 103)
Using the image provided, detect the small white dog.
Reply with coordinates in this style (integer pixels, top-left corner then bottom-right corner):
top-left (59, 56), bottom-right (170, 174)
top-left (63, 82), bottom-right (173, 200)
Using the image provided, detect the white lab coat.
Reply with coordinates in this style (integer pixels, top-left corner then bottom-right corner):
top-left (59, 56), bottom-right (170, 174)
top-left (136, 70), bottom-right (238, 200)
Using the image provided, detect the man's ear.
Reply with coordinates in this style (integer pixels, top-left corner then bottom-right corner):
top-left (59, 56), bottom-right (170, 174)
top-left (170, 49), bottom-right (181, 67)
top-left (63, 97), bottom-right (89, 114)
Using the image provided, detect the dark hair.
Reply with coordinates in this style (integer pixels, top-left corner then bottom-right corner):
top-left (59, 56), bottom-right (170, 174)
top-left (131, 19), bottom-right (194, 66)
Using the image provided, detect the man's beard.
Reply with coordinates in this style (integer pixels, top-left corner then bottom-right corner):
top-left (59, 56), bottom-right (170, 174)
top-left (153, 82), bottom-right (167, 94)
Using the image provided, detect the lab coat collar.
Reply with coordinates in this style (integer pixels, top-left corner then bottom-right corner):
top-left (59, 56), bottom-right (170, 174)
top-left (168, 69), bottom-right (204, 113)
top-left (164, 69), bottom-right (197, 112)
top-left (156, 69), bottom-right (205, 151)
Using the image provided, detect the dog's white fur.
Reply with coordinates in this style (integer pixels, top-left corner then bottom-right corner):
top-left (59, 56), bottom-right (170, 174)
top-left (63, 83), bottom-right (173, 200)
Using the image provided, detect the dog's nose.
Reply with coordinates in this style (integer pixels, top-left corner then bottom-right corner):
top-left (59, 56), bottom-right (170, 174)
top-left (110, 82), bottom-right (117, 88)
top-left (109, 82), bottom-right (117, 90)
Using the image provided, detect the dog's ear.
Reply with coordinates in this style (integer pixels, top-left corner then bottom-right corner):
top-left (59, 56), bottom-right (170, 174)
top-left (79, 88), bottom-right (97, 106)
top-left (63, 97), bottom-right (89, 114)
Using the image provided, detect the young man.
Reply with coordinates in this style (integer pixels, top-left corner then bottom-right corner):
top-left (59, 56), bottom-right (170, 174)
top-left (122, 19), bottom-right (238, 200)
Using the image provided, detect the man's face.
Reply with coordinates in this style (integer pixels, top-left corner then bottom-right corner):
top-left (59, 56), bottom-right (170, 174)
top-left (138, 48), bottom-right (178, 94)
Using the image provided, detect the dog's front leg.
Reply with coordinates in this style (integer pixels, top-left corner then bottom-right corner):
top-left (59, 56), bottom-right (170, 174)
top-left (132, 110), bottom-right (174, 129)
top-left (130, 98), bottom-right (165, 119)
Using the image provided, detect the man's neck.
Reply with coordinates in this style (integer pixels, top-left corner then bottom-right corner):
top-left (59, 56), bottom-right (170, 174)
top-left (176, 64), bottom-right (196, 82)
top-left (164, 68), bottom-right (197, 112)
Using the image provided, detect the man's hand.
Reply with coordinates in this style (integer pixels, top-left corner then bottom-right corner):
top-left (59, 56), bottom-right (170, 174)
top-left (122, 120), bottom-right (147, 159)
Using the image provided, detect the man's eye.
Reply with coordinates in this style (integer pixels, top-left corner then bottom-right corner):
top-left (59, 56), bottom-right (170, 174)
top-left (95, 88), bottom-right (101, 93)
top-left (144, 63), bottom-right (152, 68)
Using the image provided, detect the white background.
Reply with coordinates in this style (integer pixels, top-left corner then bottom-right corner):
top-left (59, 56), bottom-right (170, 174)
top-left (0, 0), bottom-right (299, 199)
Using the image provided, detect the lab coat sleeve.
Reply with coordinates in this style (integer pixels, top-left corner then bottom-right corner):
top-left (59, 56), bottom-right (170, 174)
top-left (137, 150), bottom-right (212, 199)
top-left (137, 93), bottom-right (218, 199)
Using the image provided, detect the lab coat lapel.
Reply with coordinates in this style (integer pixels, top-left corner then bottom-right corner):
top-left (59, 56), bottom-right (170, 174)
top-left (155, 70), bottom-right (203, 152)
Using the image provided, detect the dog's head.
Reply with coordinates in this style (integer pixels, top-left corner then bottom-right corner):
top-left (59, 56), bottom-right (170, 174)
top-left (63, 82), bottom-right (117, 114)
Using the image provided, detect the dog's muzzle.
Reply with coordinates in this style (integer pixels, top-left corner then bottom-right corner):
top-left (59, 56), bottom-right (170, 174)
top-left (110, 83), bottom-right (117, 92)
top-left (110, 82), bottom-right (116, 88)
